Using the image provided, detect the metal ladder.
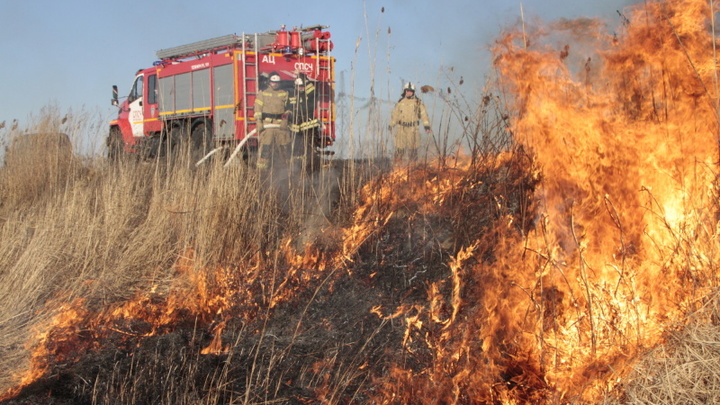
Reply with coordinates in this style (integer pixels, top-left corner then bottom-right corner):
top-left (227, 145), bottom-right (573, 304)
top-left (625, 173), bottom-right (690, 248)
top-left (240, 33), bottom-right (260, 138)
top-left (314, 36), bottom-right (334, 141)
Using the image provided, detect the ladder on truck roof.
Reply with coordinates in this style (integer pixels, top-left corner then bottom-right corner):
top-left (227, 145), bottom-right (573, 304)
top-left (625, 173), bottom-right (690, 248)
top-left (156, 34), bottom-right (243, 60)
top-left (155, 32), bottom-right (277, 61)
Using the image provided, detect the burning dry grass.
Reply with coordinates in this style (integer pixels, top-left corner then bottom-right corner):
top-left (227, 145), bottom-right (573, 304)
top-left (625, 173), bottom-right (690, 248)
top-left (0, 108), bottom-right (409, 403)
top-left (0, 107), bottom-right (533, 404)
top-left (0, 113), bottom-right (716, 404)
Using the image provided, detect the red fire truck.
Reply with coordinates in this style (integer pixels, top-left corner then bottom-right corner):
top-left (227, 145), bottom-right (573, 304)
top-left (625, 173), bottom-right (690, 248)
top-left (108, 25), bottom-right (335, 165)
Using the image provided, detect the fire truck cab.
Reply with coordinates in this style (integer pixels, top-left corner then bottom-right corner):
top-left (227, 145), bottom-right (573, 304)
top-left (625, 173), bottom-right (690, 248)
top-left (108, 25), bottom-right (335, 165)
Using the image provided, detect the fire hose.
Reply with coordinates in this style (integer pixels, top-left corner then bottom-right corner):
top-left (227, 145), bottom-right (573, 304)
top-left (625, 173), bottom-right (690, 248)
top-left (192, 123), bottom-right (286, 168)
top-left (223, 127), bottom-right (258, 167)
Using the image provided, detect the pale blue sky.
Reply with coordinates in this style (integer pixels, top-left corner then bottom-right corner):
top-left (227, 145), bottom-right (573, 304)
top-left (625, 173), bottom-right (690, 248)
top-left (0, 0), bottom-right (635, 154)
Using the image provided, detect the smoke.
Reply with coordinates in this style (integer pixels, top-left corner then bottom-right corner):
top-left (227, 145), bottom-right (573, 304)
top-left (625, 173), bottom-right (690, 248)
top-left (261, 148), bottom-right (341, 249)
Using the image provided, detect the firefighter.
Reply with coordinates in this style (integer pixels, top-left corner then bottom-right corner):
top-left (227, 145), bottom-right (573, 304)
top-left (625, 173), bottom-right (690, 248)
top-left (289, 74), bottom-right (319, 167)
top-left (388, 82), bottom-right (431, 161)
top-left (254, 72), bottom-right (291, 170)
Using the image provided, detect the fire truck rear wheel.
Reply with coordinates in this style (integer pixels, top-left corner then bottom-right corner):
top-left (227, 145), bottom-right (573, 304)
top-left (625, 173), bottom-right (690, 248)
top-left (167, 125), bottom-right (188, 159)
top-left (190, 121), bottom-right (212, 165)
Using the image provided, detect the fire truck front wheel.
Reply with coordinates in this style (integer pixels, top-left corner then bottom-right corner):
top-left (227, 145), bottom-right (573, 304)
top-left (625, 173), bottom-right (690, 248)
top-left (107, 128), bottom-right (124, 161)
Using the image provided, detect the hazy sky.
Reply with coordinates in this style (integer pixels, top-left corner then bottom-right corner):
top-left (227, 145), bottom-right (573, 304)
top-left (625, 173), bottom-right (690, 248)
top-left (0, 0), bottom-right (635, 152)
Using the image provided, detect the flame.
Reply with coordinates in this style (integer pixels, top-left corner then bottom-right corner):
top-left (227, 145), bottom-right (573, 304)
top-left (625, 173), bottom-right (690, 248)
top-left (1, 244), bottom-right (335, 400)
top-left (0, 299), bottom-right (91, 400)
top-left (370, 0), bottom-right (720, 402)
top-left (201, 321), bottom-right (229, 355)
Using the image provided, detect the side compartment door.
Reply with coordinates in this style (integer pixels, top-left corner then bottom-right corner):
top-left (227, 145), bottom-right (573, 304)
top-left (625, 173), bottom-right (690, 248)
top-left (128, 75), bottom-right (144, 137)
top-left (213, 63), bottom-right (235, 140)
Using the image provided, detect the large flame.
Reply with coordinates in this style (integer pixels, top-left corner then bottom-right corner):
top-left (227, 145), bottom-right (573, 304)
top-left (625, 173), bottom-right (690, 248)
top-left (372, 0), bottom-right (720, 402)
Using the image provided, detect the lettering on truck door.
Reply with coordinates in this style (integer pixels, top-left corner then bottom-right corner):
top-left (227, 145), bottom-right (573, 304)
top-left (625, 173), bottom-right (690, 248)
top-left (128, 75), bottom-right (144, 137)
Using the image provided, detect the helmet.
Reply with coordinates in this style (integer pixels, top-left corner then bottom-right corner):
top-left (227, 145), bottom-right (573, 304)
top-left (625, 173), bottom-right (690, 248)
top-left (295, 77), bottom-right (305, 86)
top-left (403, 82), bottom-right (416, 92)
top-left (269, 72), bottom-right (281, 82)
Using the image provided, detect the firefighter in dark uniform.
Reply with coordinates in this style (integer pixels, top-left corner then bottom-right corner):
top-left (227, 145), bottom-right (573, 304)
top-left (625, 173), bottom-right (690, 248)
top-left (254, 71), bottom-right (290, 170)
top-left (389, 82), bottom-right (431, 161)
top-left (289, 74), bottom-right (319, 169)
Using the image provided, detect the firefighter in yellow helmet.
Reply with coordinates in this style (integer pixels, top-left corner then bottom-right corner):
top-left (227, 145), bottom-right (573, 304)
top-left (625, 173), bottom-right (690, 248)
top-left (254, 71), bottom-right (291, 170)
top-left (389, 82), bottom-right (431, 161)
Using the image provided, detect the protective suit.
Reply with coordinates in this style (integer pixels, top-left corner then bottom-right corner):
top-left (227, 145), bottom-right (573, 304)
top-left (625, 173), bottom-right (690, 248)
top-left (389, 82), bottom-right (431, 161)
top-left (254, 72), bottom-right (290, 169)
top-left (289, 75), bottom-right (319, 164)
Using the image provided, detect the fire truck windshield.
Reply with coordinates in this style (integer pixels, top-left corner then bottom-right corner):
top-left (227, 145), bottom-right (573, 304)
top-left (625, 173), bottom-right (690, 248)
top-left (128, 76), bottom-right (143, 103)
